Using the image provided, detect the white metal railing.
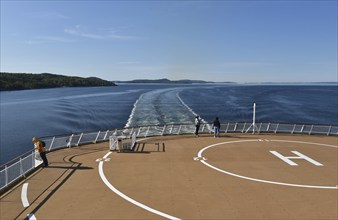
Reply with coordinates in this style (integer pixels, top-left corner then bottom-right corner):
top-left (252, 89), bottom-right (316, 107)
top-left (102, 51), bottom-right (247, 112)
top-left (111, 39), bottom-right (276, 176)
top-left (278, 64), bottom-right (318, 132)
top-left (1, 122), bottom-right (337, 191)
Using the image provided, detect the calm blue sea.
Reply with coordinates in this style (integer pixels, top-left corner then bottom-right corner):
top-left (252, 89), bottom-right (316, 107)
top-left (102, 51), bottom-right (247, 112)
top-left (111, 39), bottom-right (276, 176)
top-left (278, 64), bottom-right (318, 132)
top-left (1, 84), bottom-right (337, 164)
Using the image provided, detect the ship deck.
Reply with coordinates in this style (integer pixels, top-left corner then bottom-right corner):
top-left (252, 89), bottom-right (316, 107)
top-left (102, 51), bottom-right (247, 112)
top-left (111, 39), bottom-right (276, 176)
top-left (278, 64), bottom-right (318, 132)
top-left (1, 133), bottom-right (337, 220)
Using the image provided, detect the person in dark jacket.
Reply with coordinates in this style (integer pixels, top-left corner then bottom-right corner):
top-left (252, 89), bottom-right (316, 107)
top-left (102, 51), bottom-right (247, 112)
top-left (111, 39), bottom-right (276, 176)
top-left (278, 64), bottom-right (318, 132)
top-left (213, 117), bottom-right (221, 138)
top-left (194, 115), bottom-right (201, 137)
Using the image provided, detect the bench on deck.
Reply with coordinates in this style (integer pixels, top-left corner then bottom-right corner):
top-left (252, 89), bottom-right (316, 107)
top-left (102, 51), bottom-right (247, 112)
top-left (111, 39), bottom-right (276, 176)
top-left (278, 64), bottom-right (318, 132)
top-left (109, 132), bottom-right (137, 152)
top-left (134, 142), bottom-right (165, 152)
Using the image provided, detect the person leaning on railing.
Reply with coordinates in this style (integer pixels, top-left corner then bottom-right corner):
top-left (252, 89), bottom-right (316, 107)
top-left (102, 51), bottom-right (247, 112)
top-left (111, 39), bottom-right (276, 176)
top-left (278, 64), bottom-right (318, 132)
top-left (32, 137), bottom-right (49, 167)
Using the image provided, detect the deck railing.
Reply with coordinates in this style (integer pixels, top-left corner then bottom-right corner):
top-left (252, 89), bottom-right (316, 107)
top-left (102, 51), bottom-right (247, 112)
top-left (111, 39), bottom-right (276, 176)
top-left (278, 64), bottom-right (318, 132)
top-left (1, 122), bottom-right (337, 191)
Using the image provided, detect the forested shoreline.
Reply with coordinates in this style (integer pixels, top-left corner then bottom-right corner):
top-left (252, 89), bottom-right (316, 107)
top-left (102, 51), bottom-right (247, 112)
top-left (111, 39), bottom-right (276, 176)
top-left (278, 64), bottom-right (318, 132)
top-left (0, 72), bottom-right (115, 91)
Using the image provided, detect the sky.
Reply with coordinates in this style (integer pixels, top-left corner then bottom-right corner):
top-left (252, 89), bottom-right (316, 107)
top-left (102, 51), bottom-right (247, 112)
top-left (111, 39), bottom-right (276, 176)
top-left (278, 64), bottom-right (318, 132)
top-left (1, 0), bottom-right (337, 83)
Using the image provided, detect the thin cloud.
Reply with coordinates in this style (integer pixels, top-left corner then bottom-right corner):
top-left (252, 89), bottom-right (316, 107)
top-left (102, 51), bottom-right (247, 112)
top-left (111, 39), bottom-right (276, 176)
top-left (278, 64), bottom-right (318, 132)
top-left (29, 12), bottom-right (68, 19)
top-left (220, 62), bottom-right (274, 67)
top-left (117, 61), bottom-right (141, 65)
top-left (64, 28), bottom-right (105, 40)
top-left (64, 25), bottom-right (139, 40)
top-left (24, 36), bottom-right (74, 44)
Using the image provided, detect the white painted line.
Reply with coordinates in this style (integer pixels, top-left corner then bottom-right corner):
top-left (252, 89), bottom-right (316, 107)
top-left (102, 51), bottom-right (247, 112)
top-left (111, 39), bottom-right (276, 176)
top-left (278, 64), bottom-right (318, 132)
top-left (193, 157), bottom-right (207, 161)
top-left (198, 139), bottom-right (338, 190)
top-left (197, 139), bottom-right (258, 158)
top-left (291, 151), bottom-right (323, 166)
top-left (270, 151), bottom-right (299, 166)
top-left (21, 183), bottom-right (30, 207)
top-left (200, 160), bottom-right (337, 189)
top-left (27, 213), bottom-right (37, 220)
top-left (99, 152), bottom-right (181, 220)
top-left (270, 140), bottom-right (338, 148)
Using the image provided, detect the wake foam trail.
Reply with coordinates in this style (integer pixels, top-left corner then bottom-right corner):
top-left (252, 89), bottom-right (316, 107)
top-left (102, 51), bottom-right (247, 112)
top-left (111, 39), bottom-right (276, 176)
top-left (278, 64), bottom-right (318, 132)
top-left (125, 88), bottom-right (204, 128)
top-left (176, 91), bottom-right (212, 131)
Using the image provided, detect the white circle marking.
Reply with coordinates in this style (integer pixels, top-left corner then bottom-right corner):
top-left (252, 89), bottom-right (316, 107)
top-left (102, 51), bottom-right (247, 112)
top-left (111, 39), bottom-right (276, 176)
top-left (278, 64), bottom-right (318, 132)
top-left (197, 139), bottom-right (338, 189)
top-left (98, 152), bottom-right (181, 220)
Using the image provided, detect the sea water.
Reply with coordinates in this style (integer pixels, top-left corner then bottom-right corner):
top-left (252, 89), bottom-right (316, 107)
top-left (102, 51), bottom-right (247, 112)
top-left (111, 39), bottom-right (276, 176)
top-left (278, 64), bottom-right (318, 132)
top-left (1, 84), bottom-right (337, 164)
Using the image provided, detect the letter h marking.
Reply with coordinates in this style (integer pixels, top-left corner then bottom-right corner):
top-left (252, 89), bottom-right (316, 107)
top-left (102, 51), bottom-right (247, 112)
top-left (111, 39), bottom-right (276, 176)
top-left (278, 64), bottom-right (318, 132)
top-left (270, 151), bottom-right (323, 166)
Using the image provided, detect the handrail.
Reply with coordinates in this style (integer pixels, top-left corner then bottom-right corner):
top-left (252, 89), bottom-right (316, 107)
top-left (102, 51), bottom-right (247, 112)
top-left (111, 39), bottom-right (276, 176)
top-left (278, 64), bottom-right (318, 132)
top-left (0, 149), bottom-right (35, 168)
top-left (1, 122), bottom-right (337, 191)
top-left (36, 121), bottom-right (338, 139)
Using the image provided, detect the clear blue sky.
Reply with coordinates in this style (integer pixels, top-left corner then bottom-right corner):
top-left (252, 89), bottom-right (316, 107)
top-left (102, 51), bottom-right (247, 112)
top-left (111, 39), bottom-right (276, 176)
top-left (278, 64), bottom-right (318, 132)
top-left (1, 0), bottom-right (337, 83)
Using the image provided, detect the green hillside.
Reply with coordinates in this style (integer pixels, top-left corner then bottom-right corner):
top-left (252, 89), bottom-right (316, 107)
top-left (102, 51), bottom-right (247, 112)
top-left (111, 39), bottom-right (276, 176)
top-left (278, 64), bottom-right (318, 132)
top-left (0, 72), bottom-right (115, 91)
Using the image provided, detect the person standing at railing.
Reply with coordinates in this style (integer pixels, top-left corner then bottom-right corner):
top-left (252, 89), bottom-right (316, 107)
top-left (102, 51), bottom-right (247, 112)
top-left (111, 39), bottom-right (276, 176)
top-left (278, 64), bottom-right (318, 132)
top-left (32, 137), bottom-right (49, 167)
top-left (194, 115), bottom-right (201, 137)
top-left (213, 117), bottom-right (221, 138)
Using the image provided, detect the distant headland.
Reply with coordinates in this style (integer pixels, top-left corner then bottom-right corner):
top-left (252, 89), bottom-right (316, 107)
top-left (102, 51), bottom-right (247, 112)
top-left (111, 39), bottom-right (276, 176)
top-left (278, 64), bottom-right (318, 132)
top-left (0, 72), bottom-right (116, 91)
top-left (115, 79), bottom-right (335, 85)
top-left (114, 78), bottom-right (233, 84)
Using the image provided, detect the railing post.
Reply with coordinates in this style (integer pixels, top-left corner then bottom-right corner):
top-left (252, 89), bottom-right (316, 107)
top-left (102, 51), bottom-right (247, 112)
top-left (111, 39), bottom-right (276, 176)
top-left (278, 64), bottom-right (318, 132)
top-left (103, 130), bottom-right (109, 140)
top-left (32, 151), bottom-right (35, 170)
top-left (94, 131), bottom-right (101, 143)
top-left (177, 125), bottom-right (182, 135)
top-left (68, 134), bottom-right (74, 147)
top-left (300, 125), bottom-right (304, 133)
top-left (201, 124), bottom-right (208, 132)
top-left (309, 125), bottom-right (314, 135)
top-left (275, 123), bottom-right (279, 134)
top-left (169, 125), bottom-right (174, 134)
top-left (137, 127), bottom-right (142, 136)
top-left (49, 136), bottom-right (55, 151)
top-left (126, 128), bottom-right (133, 139)
top-left (225, 122), bottom-right (229, 133)
top-left (327, 125), bottom-right (332, 136)
top-left (145, 126), bottom-right (150, 137)
top-left (132, 128), bottom-right (136, 137)
top-left (291, 124), bottom-right (296, 134)
top-left (5, 165), bottom-right (8, 186)
top-left (76, 133), bottom-right (83, 146)
top-left (161, 125), bottom-right (166, 136)
top-left (20, 157), bottom-right (23, 177)
top-left (267, 123), bottom-right (270, 132)
top-left (258, 122), bottom-right (262, 133)
top-left (252, 103), bottom-right (256, 133)
top-left (113, 129), bottom-right (117, 136)
top-left (241, 122), bottom-right (246, 133)
top-left (234, 123), bottom-right (238, 131)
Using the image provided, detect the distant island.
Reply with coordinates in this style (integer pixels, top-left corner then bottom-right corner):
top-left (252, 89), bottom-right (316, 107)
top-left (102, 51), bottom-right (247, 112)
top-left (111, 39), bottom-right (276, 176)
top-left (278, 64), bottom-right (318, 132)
top-left (114, 78), bottom-right (230, 84)
top-left (0, 72), bottom-right (116, 91)
top-left (115, 79), bottom-right (337, 85)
